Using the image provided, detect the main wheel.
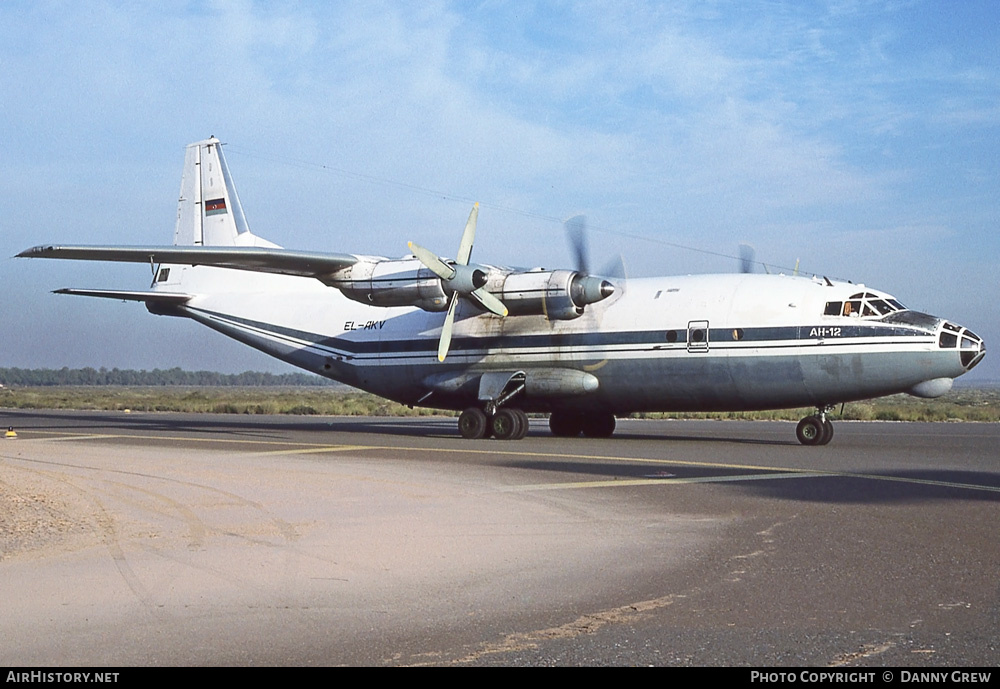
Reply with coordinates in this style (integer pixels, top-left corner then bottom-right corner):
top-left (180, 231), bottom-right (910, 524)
top-left (511, 408), bottom-right (529, 440)
top-left (458, 407), bottom-right (489, 439)
top-left (491, 408), bottom-right (522, 440)
top-left (582, 412), bottom-right (616, 438)
top-left (549, 410), bottom-right (583, 437)
top-left (796, 416), bottom-right (825, 446)
top-left (819, 418), bottom-right (834, 445)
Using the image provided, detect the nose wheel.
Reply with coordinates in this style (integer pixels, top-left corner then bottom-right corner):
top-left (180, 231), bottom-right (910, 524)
top-left (796, 409), bottom-right (834, 446)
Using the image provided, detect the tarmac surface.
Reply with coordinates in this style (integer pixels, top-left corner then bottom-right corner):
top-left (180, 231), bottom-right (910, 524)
top-left (1, 409), bottom-right (998, 666)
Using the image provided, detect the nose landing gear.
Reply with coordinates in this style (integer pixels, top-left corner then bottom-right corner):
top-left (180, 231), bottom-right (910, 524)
top-left (796, 406), bottom-right (834, 446)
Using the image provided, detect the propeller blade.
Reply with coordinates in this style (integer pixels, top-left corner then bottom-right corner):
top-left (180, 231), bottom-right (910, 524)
top-left (738, 243), bottom-right (756, 274)
top-left (565, 215), bottom-right (589, 275)
top-left (601, 254), bottom-right (627, 281)
top-left (408, 241), bottom-right (455, 280)
top-left (456, 202), bottom-right (478, 266)
top-left (437, 293), bottom-right (459, 362)
top-left (469, 287), bottom-right (508, 318)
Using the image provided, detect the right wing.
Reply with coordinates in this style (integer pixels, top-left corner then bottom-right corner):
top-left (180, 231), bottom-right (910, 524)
top-left (18, 245), bottom-right (358, 280)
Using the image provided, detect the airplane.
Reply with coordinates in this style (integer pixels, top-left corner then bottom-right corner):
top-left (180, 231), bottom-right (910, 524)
top-left (18, 137), bottom-right (986, 445)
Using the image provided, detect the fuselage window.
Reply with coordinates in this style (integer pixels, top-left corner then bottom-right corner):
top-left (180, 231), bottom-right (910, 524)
top-left (665, 330), bottom-right (678, 343)
top-left (690, 329), bottom-right (704, 343)
top-left (824, 301), bottom-right (842, 316)
top-left (157, 268), bottom-right (170, 282)
top-left (732, 328), bottom-right (744, 341)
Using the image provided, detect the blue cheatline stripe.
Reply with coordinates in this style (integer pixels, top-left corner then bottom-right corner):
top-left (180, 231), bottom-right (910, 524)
top-left (187, 307), bottom-right (935, 360)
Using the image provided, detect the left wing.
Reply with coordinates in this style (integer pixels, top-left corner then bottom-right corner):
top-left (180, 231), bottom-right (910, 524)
top-left (18, 245), bottom-right (358, 280)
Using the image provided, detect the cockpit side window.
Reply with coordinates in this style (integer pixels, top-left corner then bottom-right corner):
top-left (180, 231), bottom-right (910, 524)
top-left (827, 292), bottom-right (906, 319)
top-left (869, 299), bottom-right (893, 315)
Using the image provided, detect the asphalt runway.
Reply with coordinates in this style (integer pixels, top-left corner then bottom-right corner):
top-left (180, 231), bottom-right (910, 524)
top-left (1, 410), bottom-right (998, 666)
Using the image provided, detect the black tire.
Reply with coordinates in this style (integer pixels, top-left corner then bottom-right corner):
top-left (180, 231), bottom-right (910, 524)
top-left (491, 408), bottom-right (522, 440)
top-left (511, 408), bottom-right (530, 440)
top-left (796, 416), bottom-right (825, 446)
top-left (582, 412), bottom-right (616, 438)
top-left (549, 410), bottom-right (583, 437)
top-left (458, 407), bottom-right (489, 439)
top-left (818, 418), bottom-right (834, 445)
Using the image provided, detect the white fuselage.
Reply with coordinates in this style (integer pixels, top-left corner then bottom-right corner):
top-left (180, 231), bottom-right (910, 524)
top-left (155, 264), bottom-right (984, 414)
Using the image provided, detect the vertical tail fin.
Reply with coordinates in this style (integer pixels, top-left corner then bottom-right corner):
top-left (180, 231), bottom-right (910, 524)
top-left (174, 137), bottom-right (252, 247)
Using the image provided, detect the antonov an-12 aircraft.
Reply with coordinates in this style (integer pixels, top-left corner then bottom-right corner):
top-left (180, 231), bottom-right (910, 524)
top-left (19, 138), bottom-right (986, 445)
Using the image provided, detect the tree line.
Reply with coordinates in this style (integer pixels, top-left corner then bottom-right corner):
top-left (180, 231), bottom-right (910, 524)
top-left (0, 367), bottom-right (335, 387)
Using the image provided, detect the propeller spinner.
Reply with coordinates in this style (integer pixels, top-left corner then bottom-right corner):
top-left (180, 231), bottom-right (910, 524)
top-left (408, 203), bottom-right (508, 362)
top-left (564, 214), bottom-right (619, 301)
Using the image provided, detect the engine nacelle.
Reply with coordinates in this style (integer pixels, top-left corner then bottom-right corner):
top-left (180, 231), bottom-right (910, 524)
top-left (325, 258), bottom-right (449, 311)
top-left (326, 259), bottom-right (614, 318)
top-left (492, 269), bottom-right (614, 320)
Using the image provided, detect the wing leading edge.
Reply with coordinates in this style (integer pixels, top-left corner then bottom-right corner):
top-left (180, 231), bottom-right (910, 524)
top-left (18, 245), bottom-right (358, 280)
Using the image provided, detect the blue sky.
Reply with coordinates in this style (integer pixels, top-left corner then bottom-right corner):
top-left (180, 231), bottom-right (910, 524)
top-left (3, 1), bottom-right (999, 380)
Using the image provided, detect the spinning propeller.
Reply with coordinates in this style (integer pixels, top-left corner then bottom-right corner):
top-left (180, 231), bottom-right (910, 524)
top-left (737, 243), bottom-right (799, 276)
top-left (739, 243), bottom-right (756, 274)
top-left (564, 214), bottom-right (624, 293)
top-left (408, 203), bottom-right (508, 362)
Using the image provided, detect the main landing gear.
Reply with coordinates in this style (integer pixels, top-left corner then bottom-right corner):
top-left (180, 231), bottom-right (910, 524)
top-left (796, 406), bottom-right (834, 446)
top-left (456, 407), bottom-right (618, 440)
top-left (458, 406), bottom-right (530, 440)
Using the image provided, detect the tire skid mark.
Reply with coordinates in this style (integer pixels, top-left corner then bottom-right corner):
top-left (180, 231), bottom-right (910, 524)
top-left (8, 453), bottom-right (299, 543)
top-left (90, 479), bottom-right (208, 551)
top-left (0, 462), bottom-right (161, 618)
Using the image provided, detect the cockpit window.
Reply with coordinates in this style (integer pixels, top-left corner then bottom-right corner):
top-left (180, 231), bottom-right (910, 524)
top-left (869, 299), bottom-right (894, 315)
top-left (826, 293), bottom-right (906, 319)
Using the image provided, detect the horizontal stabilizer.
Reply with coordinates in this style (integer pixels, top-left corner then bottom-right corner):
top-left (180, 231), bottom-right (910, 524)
top-left (53, 288), bottom-right (193, 303)
top-left (19, 245), bottom-right (357, 280)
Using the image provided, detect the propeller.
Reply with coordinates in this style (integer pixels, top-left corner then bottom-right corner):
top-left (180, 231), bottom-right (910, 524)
top-left (408, 203), bottom-right (508, 362)
top-left (738, 243), bottom-right (756, 274)
top-left (739, 243), bottom-right (786, 275)
top-left (564, 214), bottom-right (620, 303)
top-left (565, 215), bottom-right (589, 275)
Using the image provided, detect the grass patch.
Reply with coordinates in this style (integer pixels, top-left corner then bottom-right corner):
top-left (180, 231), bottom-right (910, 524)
top-left (0, 386), bottom-right (451, 417)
